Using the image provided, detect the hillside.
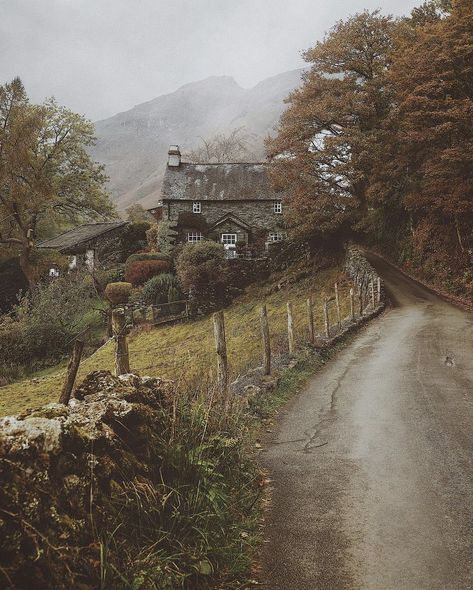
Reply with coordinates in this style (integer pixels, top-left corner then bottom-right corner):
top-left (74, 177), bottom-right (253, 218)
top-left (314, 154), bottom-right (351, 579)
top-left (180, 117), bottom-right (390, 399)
top-left (0, 263), bottom-right (350, 417)
top-left (90, 69), bottom-right (304, 210)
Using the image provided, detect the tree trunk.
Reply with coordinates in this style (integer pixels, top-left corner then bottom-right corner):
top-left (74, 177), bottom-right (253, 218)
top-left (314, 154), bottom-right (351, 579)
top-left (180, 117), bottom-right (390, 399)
top-left (454, 216), bottom-right (465, 252)
top-left (19, 242), bottom-right (36, 288)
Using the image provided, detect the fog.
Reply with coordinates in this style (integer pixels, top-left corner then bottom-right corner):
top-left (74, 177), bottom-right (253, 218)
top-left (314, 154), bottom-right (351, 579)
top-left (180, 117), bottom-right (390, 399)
top-left (1, 0), bottom-right (421, 121)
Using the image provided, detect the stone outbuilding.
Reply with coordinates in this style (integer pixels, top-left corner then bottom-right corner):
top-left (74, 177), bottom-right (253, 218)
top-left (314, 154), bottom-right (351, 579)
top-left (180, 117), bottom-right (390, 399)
top-left (153, 146), bottom-right (286, 257)
top-left (37, 221), bottom-right (128, 271)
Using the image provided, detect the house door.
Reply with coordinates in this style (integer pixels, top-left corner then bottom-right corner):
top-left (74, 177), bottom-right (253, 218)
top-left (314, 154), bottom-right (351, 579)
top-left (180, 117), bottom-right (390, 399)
top-left (221, 233), bottom-right (237, 259)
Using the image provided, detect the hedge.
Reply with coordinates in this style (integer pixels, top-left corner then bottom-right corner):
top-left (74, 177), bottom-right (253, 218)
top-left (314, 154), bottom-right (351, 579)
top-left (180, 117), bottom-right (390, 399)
top-left (125, 260), bottom-right (170, 286)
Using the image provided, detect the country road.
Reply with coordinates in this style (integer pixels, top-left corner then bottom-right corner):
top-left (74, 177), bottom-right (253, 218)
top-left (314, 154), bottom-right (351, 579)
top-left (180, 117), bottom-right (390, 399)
top-left (261, 254), bottom-right (473, 590)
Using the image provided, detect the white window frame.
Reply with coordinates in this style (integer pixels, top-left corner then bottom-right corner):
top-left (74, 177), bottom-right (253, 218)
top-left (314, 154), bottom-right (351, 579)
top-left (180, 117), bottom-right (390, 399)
top-left (221, 233), bottom-right (237, 246)
top-left (187, 231), bottom-right (203, 243)
top-left (273, 201), bottom-right (283, 214)
top-left (268, 232), bottom-right (287, 242)
top-left (192, 201), bottom-right (202, 214)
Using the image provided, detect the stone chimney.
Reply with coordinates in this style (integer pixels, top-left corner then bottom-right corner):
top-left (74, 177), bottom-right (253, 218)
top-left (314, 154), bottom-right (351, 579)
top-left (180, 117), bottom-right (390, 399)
top-left (168, 145), bottom-right (181, 167)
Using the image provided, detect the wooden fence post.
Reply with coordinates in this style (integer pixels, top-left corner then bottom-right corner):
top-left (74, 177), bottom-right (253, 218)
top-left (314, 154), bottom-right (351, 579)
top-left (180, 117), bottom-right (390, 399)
top-left (213, 310), bottom-right (228, 391)
top-left (377, 276), bottom-right (382, 303)
top-left (287, 302), bottom-right (295, 355)
top-left (59, 339), bottom-right (84, 405)
top-left (370, 280), bottom-right (376, 309)
top-left (260, 305), bottom-right (271, 375)
top-left (307, 296), bottom-right (315, 345)
top-left (334, 283), bottom-right (341, 329)
top-left (324, 298), bottom-right (330, 338)
top-left (350, 288), bottom-right (355, 322)
top-left (112, 308), bottom-right (130, 376)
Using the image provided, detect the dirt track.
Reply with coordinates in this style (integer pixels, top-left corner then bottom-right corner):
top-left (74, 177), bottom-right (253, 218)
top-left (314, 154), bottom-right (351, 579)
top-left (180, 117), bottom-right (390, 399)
top-left (261, 254), bottom-right (473, 589)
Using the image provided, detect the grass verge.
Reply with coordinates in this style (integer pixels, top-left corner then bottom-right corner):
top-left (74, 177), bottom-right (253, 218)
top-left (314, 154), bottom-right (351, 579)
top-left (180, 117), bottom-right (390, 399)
top-left (0, 265), bottom-right (351, 416)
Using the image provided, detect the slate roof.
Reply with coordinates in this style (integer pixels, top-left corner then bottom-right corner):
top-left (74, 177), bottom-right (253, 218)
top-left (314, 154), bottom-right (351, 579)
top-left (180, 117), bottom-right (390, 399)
top-left (38, 222), bottom-right (127, 253)
top-left (161, 162), bottom-right (279, 201)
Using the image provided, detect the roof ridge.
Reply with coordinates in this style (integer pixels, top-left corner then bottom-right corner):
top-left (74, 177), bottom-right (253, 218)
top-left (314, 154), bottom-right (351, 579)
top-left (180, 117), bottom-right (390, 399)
top-left (181, 161), bottom-right (268, 166)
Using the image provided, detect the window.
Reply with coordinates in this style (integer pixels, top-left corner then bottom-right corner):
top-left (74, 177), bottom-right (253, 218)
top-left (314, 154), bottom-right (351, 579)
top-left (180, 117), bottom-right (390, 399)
top-left (268, 232), bottom-right (287, 242)
top-left (48, 267), bottom-right (60, 278)
top-left (273, 201), bottom-right (283, 214)
top-left (221, 233), bottom-right (237, 245)
top-left (187, 231), bottom-right (203, 243)
top-left (193, 202), bottom-right (202, 213)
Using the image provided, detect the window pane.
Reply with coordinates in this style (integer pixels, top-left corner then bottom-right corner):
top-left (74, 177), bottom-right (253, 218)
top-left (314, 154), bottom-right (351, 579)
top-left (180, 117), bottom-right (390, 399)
top-left (221, 233), bottom-right (237, 245)
top-left (187, 232), bottom-right (202, 242)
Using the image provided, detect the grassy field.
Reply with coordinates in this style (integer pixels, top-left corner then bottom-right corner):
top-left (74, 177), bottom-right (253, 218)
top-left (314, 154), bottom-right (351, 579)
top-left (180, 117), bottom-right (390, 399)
top-left (0, 264), bottom-right (352, 416)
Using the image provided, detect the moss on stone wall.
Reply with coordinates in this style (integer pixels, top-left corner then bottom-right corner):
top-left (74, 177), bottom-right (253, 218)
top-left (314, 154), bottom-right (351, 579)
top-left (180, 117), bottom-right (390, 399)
top-left (0, 371), bottom-right (259, 589)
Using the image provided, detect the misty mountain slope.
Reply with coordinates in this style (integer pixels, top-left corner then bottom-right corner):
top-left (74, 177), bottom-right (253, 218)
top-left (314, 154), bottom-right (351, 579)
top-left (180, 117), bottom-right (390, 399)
top-left (91, 69), bottom-right (303, 210)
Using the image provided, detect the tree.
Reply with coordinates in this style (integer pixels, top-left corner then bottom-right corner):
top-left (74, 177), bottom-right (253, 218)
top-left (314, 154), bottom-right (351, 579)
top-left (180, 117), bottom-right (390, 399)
top-left (267, 11), bottom-right (398, 241)
top-left (184, 127), bottom-right (258, 163)
top-left (368, 0), bottom-right (473, 279)
top-left (410, 0), bottom-right (451, 26)
top-left (175, 241), bottom-right (229, 314)
top-left (0, 78), bottom-right (115, 286)
top-left (125, 203), bottom-right (153, 224)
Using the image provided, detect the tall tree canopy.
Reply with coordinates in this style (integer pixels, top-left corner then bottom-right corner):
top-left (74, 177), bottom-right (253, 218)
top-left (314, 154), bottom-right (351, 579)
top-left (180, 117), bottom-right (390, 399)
top-left (368, 0), bottom-right (473, 283)
top-left (267, 11), bottom-right (398, 240)
top-left (0, 78), bottom-right (114, 285)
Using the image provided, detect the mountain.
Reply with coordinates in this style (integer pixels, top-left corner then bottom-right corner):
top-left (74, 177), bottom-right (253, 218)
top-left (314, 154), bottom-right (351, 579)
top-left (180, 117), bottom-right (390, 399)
top-left (90, 69), bottom-right (304, 210)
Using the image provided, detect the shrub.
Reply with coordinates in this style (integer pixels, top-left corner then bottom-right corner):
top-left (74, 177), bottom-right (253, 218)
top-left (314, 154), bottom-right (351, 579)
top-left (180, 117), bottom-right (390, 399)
top-left (103, 265), bottom-right (125, 284)
top-left (176, 241), bottom-right (229, 313)
top-left (121, 222), bottom-right (151, 256)
top-left (104, 282), bottom-right (133, 306)
top-left (125, 251), bottom-right (171, 272)
top-left (0, 272), bottom-right (101, 374)
top-left (0, 258), bottom-right (28, 313)
top-left (125, 259), bottom-right (170, 286)
top-left (141, 273), bottom-right (182, 305)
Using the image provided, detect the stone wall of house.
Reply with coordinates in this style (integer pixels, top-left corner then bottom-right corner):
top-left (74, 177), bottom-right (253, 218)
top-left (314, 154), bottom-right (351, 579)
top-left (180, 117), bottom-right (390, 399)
top-left (71, 228), bottom-right (127, 270)
top-left (166, 200), bottom-right (285, 235)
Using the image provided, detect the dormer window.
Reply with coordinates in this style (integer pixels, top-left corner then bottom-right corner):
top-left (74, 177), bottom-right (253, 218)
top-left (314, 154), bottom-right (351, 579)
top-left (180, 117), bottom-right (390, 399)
top-left (193, 201), bottom-right (202, 214)
top-left (273, 201), bottom-right (283, 214)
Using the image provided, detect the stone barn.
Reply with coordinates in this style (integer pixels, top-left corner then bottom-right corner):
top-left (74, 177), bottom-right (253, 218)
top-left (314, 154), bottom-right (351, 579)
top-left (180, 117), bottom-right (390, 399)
top-left (153, 146), bottom-right (286, 257)
top-left (37, 221), bottom-right (128, 271)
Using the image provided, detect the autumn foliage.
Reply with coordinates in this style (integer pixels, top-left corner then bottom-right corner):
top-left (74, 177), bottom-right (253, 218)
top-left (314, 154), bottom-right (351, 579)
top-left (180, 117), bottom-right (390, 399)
top-left (125, 260), bottom-right (170, 286)
top-left (269, 0), bottom-right (473, 294)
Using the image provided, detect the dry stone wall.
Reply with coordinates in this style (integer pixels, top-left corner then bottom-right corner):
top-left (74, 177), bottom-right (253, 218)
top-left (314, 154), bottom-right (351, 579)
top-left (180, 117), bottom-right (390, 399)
top-left (0, 371), bottom-right (173, 589)
top-left (345, 244), bottom-right (383, 304)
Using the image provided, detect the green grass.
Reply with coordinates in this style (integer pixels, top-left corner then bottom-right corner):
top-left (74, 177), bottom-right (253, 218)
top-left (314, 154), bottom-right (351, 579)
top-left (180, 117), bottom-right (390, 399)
top-left (0, 265), bottom-right (351, 416)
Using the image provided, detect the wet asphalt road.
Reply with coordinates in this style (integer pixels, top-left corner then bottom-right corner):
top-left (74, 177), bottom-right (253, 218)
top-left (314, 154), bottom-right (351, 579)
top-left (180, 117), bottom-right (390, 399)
top-left (261, 254), bottom-right (473, 590)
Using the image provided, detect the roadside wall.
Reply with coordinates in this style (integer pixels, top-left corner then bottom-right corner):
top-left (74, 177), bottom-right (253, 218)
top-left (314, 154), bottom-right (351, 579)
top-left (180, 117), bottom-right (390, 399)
top-left (0, 371), bottom-right (173, 589)
top-left (345, 244), bottom-right (383, 303)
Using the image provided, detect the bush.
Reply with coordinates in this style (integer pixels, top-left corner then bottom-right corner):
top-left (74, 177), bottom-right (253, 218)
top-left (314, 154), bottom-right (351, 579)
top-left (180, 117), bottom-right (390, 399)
top-left (121, 222), bottom-right (151, 257)
top-left (0, 258), bottom-right (28, 313)
top-left (0, 272), bottom-right (101, 374)
top-left (125, 260), bottom-right (170, 286)
top-left (104, 282), bottom-right (133, 306)
top-left (103, 265), bottom-right (125, 284)
top-left (141, 273), bottom-right (182, 305)
top-left (176, 241), bottom-right (230, 313)
top-left (124, 251), bottom-right (171, 272)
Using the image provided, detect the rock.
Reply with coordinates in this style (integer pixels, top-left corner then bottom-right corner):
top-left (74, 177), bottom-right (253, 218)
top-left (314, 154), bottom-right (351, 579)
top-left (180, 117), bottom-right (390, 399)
top-left (0, 370), bottom-right (173, 588)
top-left (244, 385), bottom-right (262, 396)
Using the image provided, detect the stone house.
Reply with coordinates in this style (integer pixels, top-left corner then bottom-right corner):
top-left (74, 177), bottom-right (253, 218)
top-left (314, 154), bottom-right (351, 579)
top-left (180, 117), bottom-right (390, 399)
top-left (38, 222), bottom-right (128, 272)
top-left (153, 146), bottom-right (286, 257)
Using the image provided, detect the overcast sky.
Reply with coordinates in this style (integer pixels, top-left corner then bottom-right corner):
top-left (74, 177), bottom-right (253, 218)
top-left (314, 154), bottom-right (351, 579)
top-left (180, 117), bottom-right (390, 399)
top-left (1, 0), bottom-right (420, 121)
